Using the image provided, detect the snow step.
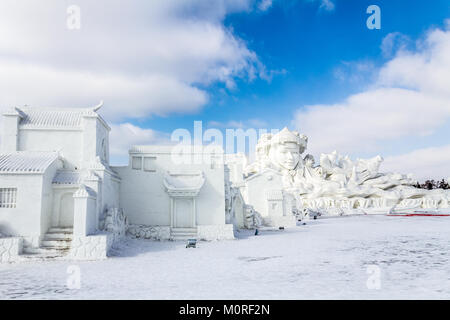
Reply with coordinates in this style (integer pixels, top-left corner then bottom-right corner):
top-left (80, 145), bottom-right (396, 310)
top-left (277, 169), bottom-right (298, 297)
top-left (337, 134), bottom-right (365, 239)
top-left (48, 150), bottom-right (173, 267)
top-left (41, 228), bottom-right (72, 249)
top-left (18, 252), bottom-right (65, 261)
top-left (171, 231), bottom-right (197, 235)
top-left (40, 239), bottom-right (72, 248)
top-left (170, 228), bottom-right (197, 241)
top-left (40, 246), bottom-right (70, 252)
top-left (172, 227), bottom-right (197, 232)
top-left (47, 227), bottom-right (73, 234)
top-left (18, 227), bottom-right (73, 259)
top-left (44, 233), bottom-right (73, 240)
top-left (171, 235), bottom-right (196, 239)
top-left (23, 246), bottom-right (67, 255)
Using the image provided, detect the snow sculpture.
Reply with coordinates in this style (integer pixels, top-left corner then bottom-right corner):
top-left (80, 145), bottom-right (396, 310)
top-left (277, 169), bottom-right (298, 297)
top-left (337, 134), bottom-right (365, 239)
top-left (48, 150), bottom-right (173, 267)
top-left (163, 171), bottom-right (205, 196)
top-left (239, 127), bottom-right (450, 220)
top-left (127, 225), bottom-right (171, 240)
top-left (244, 205), bottom-right (263, 229)
top-left (100, 207), bottom-right (128, 239)
top-left (163, 171), bottom-right (205, 237)
top-left (244, 129), bottom-right (308, 177)
top-left (240, 128), bottom-right (307, 227)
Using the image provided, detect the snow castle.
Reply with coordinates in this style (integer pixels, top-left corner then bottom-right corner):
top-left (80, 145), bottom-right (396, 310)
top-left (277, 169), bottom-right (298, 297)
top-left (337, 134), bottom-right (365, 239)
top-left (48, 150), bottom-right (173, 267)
top-left (1, 105), bottom-right (449, 262)
top-left (0, 105), bottom-right (233, 262)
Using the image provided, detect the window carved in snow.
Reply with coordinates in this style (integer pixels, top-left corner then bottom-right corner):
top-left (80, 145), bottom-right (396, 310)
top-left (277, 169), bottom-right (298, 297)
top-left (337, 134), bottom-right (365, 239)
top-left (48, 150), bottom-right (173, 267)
top-left (210, 155), bottom-right (222, 170)
top-left (0, 188), bottom-right (17, 208)
top-left (143, 157), bottom-right (156, 172)
top-left (101, 138), bottom-right (107, 162)
top-left (132, 156), bottom-right (142, 170)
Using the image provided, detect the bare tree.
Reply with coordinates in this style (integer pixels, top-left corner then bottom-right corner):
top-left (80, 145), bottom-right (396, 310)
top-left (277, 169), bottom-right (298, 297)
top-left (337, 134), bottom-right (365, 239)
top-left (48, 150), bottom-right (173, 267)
top-left (413, 179), bottom-right (449, 190)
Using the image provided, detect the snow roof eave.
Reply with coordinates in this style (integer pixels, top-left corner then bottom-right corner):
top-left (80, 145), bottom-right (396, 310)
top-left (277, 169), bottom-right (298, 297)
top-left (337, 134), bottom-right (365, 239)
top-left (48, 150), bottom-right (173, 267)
top-left (0, 151), bottom-right (60, 175)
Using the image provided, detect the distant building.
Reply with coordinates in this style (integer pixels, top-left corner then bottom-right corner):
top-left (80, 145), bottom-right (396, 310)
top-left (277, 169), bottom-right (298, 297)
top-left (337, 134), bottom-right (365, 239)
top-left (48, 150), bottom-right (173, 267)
top-left (114, 145), bottom-right (233, 241)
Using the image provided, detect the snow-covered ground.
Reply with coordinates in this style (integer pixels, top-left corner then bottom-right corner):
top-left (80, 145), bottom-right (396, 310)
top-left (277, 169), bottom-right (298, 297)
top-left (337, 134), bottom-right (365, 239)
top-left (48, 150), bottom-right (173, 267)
top-left (1, 215), bottom-right (450, 299)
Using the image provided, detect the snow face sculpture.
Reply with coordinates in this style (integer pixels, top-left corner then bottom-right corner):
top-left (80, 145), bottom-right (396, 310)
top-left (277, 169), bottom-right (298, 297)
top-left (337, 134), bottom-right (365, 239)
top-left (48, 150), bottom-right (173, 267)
top-left (242, 128), bottom-right (450, 217)
top-left (267, 129), bottom-right (305, 171)
top-left (240, 128), bottom-right (308, 227)
top-left (244, 129), bottom-right (307, 176)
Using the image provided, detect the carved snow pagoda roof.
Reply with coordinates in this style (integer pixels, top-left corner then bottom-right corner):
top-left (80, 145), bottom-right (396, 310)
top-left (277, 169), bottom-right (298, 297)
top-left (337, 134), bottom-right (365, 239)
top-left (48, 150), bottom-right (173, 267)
top-left (3, 102), bottom-right (109, 130)
top-left (163, 171), bottom-right (205, 197)
top-left (0, 151), bottom-right (59, 174)
top-left (52, 170), bottom-right (83, 185)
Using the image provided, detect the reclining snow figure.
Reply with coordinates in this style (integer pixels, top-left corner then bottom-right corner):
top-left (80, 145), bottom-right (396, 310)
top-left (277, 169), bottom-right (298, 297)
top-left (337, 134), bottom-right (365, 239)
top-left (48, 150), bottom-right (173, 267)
top-left (236, 128), bottom-right (450, 225)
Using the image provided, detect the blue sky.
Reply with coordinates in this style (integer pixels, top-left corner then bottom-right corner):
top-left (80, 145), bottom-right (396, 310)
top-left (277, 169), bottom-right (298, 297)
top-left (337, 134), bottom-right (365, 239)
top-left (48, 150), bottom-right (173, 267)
top-left (141, 0), bottom-right (449, 133)
top-left (0, 0), bottom-right (449, 179)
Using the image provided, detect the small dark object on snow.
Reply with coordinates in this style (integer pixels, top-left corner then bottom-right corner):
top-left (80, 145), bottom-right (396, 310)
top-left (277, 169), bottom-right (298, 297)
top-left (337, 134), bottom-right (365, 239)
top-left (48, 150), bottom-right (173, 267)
top-left (186, 239), bottom-right (197, 248)
top-left (302, 222), bottom-right (306, 225)
top-left (313, 215), bottom-right (317, 220)
top-left (255, 229), bottom-right (259, 236)
top-left (279, 226), bottom-right (285, 230)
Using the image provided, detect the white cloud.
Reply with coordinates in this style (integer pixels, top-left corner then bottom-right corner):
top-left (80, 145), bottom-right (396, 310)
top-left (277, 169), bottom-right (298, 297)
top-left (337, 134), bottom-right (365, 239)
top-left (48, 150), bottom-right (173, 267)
top-left (319, 0), bottom-right (335, 12)
top-left (333, 60), bottom-right (377, 84)
top-left (380, 32), bottom-right (411, 58)
top-left (294, 24), bottom-right (450, 161)
top-left (0, 0), bottom-right (266, 120)
top-left (109, 123), bottom-right (170, 164)
top-left (207, 118), bottom-right (268, 129)
top-left (377, 28), bottom-right (450, 100)
top-left (258, 0), bottom-right (273, 11)
top-left (296, 88), bottom-right (449, 156)
top-left (0, 60), bottom-right (208, 121)
top-left (304, 0), bottom-right (336, 12)
top-left (382, 145), bottom-right (450, 181)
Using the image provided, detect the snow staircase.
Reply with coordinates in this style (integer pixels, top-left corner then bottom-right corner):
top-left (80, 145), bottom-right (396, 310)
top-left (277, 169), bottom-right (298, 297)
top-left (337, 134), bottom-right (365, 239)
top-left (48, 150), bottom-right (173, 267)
top-left (21, 227), bottom-right (73, 260)
top-left (170, 227), bottom-right (197, 241)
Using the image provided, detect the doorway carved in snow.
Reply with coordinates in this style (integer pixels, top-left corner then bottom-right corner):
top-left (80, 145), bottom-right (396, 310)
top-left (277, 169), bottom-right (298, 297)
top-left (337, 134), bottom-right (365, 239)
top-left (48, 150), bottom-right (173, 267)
top-left (59, 192), bottom-right (74, 227)
top-left (173, 198), bottom-right (195, 228)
